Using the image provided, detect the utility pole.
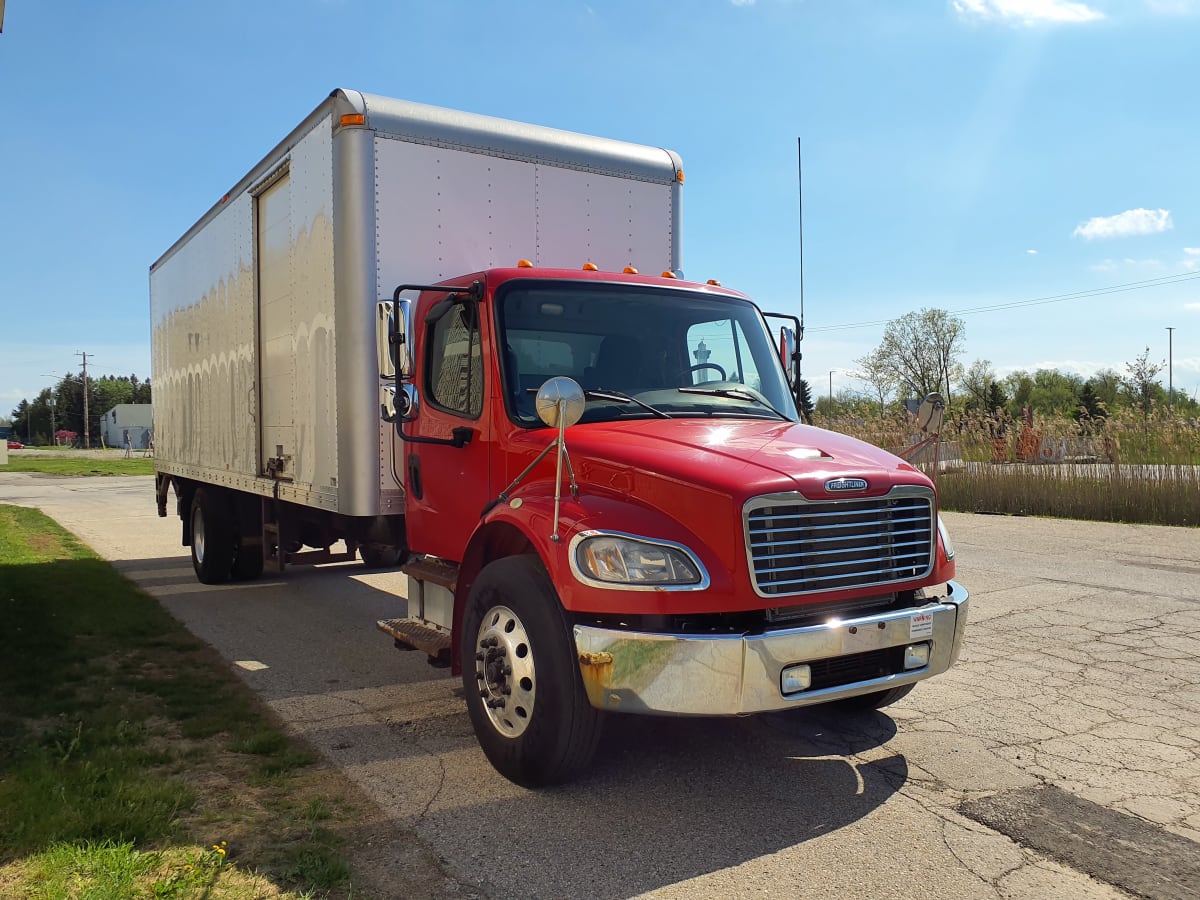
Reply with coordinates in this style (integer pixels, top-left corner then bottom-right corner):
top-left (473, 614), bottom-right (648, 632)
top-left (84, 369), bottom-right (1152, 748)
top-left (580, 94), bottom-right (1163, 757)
top-left (76, 351), bottom-right (91, 448)
top-left (1166, 327), bottom-right (1174, 408)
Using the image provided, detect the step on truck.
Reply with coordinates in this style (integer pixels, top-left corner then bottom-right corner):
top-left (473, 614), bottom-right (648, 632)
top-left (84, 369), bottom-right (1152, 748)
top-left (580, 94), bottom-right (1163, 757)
top-left (151, 89), bottom-right (968, 787)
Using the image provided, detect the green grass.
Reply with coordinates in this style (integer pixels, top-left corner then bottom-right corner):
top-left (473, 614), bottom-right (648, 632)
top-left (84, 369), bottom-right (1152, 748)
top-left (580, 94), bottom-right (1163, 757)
top-left (936, 464), bottom-right (1200, 527)
top-left (0, 504), bottom-right (366, 898)
top-left (0, 455), bottom-right (156, 476)
top-left (825, 408), bottom-right (1200, 527)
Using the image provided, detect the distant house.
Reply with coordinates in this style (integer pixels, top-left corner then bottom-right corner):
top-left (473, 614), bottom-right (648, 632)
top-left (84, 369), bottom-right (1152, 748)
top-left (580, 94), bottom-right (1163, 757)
top-left (101, 403), bottom-right (153, 450)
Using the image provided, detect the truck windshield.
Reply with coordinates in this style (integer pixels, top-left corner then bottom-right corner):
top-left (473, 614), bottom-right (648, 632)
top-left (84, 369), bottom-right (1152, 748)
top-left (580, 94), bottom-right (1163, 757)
top-left (495, 281), bottom-right (800, 426)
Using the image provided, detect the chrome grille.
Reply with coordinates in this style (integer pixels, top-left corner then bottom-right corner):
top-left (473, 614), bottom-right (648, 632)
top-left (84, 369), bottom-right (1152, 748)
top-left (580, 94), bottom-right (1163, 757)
top-left (745, 488), bottom-right (935, 597)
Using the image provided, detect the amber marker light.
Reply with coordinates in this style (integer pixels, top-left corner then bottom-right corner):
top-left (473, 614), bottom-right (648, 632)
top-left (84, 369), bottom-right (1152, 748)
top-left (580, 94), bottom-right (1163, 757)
top-left (706, 279), bottom-right (721, 286)
top-left (340, 114), bottom-right (366, 127)
top-left (676, 170), bottom-right (685, 183)
top-left (517, 259), bottom-right (534, 268)
top-left (661, 271), bottom-right (677, 278)
top-left (582, 262), bottom-right (599, 271)
top-left (623, 266), bottom-right (639, 274)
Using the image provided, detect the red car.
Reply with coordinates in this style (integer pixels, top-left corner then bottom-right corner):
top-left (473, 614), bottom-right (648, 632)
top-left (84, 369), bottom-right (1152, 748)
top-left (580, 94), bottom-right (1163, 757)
top-left (6, 440), bottom-right (23, 450)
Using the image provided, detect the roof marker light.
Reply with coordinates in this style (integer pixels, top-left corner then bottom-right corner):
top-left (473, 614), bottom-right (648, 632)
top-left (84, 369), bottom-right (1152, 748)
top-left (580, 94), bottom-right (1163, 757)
top-left (582, 262), bottom-right (599, 271)
top-left (340, 114), bottom-right (366, 127)
top-left (706, 279), bottom-right (721, 286)
top-left (661, 271), bottom-right (677, 279)
top-left (517, 259), bottom-right (534, 268)
top-left (623, 266), bottom-right (639, 274)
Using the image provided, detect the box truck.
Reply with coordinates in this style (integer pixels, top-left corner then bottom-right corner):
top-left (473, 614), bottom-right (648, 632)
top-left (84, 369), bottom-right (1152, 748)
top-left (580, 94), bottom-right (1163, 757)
top-left (151, 89), bottom-right (967, 786)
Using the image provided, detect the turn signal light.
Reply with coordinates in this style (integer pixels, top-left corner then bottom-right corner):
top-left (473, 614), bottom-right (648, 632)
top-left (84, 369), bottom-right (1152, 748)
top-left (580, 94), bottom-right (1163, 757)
top-left (517, 259), bottom-right (533, 268)
top-left (582, 262), bottom-right (599, 271)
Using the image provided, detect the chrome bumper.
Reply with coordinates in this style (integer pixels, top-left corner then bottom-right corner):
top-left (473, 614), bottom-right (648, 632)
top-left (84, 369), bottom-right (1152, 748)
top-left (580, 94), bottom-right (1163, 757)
top-left (573, 581), bottom-right (968, 715)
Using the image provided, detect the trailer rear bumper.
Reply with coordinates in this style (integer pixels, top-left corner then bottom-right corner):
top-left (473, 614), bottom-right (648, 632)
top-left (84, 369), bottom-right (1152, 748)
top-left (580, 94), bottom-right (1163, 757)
top-left (573, 581), bottom-right (968, 716)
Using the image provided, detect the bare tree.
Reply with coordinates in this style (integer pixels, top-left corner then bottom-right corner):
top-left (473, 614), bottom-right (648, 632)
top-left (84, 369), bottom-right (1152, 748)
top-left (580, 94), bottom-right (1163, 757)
top-left (961, 358), bottom-right (998, 411)
top-left (876, 308), bottom-right (966, 403)
top-left (1123, 347), bottom-right (1165, 415)
top-left (853, 347), bottom-right (898, 414)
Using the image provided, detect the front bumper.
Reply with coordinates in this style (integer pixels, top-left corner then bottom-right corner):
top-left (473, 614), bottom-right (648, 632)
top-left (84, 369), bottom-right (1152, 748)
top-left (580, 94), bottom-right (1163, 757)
top-left (573, 581), bottom-right (968, 715)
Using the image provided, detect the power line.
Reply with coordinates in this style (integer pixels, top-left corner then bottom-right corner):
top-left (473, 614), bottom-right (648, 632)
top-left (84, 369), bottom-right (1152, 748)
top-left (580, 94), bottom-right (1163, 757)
top-left (807, 270), bottom-right (1200, 333)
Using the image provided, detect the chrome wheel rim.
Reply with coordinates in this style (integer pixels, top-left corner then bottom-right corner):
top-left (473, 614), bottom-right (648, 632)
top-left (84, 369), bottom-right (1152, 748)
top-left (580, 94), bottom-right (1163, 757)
top-left (474, 605), bottom-right (536, 738)
top-left (191, 504), bottom-right (206, 564)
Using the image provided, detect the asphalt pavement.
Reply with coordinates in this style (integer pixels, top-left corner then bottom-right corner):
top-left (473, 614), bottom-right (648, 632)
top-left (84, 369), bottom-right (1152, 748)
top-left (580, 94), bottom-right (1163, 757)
top-left (2, 471), bottom-right (1197, 899)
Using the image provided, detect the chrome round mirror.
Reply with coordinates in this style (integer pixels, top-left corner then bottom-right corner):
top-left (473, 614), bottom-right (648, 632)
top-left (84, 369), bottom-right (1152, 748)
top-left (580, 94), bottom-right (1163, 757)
top-left (535, 377), bottom-right (586, 428)
top-left (916, 392), bottom-right (945, 434)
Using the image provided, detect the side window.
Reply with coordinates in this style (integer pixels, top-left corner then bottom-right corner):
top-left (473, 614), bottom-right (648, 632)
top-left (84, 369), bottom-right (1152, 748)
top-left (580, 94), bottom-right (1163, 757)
top-left (426, 305), bottom-right (483, 418)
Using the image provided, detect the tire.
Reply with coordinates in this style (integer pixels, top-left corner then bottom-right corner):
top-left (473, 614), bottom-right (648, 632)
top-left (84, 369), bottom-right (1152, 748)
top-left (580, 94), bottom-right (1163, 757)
top-left (360, 543), bottom-right (405, 569)
top-left (190, 488), bottom-right (235, 584)
top-left (827, 683), bottom-right (915, 711)
top-left (461, 556), bottom-right (602, 787)
top-left (231, 538), bottom-right (264, 581)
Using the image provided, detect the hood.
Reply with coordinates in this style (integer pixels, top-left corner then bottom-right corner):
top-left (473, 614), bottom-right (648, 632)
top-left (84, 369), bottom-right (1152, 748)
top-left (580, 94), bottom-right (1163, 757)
top-left (559, 417), bottom-right (928, 503)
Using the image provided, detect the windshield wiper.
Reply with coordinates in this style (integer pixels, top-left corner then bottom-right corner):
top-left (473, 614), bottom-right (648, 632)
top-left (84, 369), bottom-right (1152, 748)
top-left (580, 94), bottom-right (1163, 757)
top-left (584, 389), bottom-right (673, 419)
top-left (524, 386), bottom-right (673, 419)
top-left (676, 387), bottom-right (791, 421)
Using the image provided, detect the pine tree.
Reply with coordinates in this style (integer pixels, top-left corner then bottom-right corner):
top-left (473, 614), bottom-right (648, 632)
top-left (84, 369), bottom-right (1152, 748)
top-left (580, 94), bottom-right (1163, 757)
top-left (796, 379), bottom-right (815, 424)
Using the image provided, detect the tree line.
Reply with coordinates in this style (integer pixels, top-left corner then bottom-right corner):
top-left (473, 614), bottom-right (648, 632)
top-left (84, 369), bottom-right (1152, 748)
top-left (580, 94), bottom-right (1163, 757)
top-left (8, 373), bottom-right (152, 446)
top-left (800, 308), bottom-right (1197, 421)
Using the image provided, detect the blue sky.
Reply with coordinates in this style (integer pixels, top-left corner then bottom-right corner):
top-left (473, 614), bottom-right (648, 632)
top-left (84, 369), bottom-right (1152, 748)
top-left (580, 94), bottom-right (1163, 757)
top-left (2, 0), bottom-right (1199, 412)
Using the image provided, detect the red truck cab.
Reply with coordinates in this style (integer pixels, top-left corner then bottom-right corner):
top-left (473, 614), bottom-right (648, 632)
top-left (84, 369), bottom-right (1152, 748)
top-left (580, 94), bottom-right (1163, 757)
top-left (384, 265), bottom-right (966, 786)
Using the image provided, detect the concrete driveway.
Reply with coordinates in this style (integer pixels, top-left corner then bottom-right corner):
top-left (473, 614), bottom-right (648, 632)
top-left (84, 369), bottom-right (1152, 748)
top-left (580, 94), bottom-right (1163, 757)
top-left (1, 471), bottom-right (1197, 899)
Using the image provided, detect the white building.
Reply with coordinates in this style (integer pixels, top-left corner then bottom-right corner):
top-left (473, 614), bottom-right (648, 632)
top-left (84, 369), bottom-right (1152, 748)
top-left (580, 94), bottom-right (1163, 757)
top-left (100, 403), bottom-right (153, 450)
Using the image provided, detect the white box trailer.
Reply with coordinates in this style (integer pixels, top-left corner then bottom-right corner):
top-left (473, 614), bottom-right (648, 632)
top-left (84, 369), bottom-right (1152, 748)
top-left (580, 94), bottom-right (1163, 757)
top-left (150, 89), bottom-right (683, 574)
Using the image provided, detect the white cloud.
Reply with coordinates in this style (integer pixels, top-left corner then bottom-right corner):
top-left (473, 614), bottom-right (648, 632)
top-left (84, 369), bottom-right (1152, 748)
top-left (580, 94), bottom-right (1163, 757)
top-left (1185, 302), bottom-right (1200, 311)
top-left (953, 0), bottom-right (1104, 24)
top-left (1144, 1), bottom-right (1200, 14)
top-left (1026, 249), bottom-right (1038, 255)
top-left (1087, 257), bottom-right (1169, 273)
top-left (730, 0), bottom-right (756, 5)
top-left (1073, 208), bottom-right (1173, 240)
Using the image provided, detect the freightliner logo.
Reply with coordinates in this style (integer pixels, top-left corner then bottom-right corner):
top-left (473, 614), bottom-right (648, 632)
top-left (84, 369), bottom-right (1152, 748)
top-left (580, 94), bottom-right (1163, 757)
top-left (825, 477), bottom-right (868, 492)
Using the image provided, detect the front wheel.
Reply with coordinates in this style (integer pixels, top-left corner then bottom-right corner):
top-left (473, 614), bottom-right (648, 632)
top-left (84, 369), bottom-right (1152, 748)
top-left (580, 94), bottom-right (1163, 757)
top-left (826, 683), bottom-right (915, 711)
top-left (461, 556), bottom-right (602, 787)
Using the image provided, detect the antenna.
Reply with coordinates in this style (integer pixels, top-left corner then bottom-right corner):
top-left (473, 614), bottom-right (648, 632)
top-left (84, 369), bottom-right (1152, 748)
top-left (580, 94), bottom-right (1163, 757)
top-left (796, 138), bottom-right (805, 380)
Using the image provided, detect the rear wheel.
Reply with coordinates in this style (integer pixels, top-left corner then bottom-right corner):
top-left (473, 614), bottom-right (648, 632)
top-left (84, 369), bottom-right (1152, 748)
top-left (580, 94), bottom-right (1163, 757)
top-left (461, 556), bottom-right (602, 787)
top-left (360, 543), bottom-right (405, 568)
top-left (190, 488), bottom-right (235, 584)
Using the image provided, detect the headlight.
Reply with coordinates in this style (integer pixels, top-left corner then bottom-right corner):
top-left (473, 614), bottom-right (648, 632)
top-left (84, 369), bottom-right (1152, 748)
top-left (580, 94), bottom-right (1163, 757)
top-left (572, 533), bottom-right (707, 588)
top-left (937, 514), bottom-right (956, 560)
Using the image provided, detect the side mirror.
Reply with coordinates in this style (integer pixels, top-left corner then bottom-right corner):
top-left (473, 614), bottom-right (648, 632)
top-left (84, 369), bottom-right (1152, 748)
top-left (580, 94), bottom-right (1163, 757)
top-left (535, 377), bottom-right (586, 428)
top-left (376, 299), bottom-right (413, 379)
top-left (380, 385), bottom-right (397, 423)
top-left (779, 326), bottom-right (798, 386)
